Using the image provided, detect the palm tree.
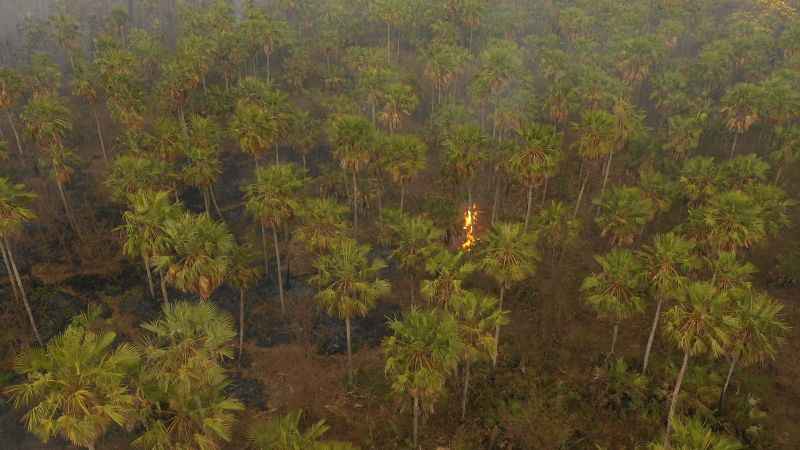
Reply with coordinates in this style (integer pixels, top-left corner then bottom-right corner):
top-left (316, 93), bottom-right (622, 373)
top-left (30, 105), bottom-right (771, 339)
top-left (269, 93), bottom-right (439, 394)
top-left (593, 186), bottom-right (655, 246)
top-left (662, 282), bottom-right (735, 447)
top-left (451, 290), bottom-right (507, 419)
top-left (638, 233), bottom-right (698, 373)
top-left (679, 156), bottom-right (722, 205)
top-left (154, 212), bottom-right (235, 301)
top-left (120, 190), bottom-right (185, 302)
top-left (421, 248), bottom-right (476, 310)
top-left (533, 200), bottom-right (582, 264)
top-left (0, 68), bottom-right (26, 155)
top-left (327, 114), bottom-right (376, 230)
top-left (183, 115), bottom-right (223, 217)
top-left (243, 163), bottom-right (307, 315)
top-left (443, 124), bottom-right (487, 204)
top-left (720, 83), bottom-right (763, 157)
top-left (380, 134), bottom-right (427, 211)
top-left (105, 154), bottom-right (172, 204)
top-left (382, 212), bottom-right (442, 304)
top-left (647, 417), bottom-right (742, 450)
top-left (719, 289), bottom-right (788, 409)
top-left (383, 308), bottom-right (461, 447)
top-left (664, 111), bottom-right (708, 160)
top-left (0, 178), bottom-right (41, 345)
top-left (378, 82), bottom-right (419, 133)
top-left (72, 62), bottom-right (109, 162)
top-left (135, 301), bottom-right (243, 450)
top-left (230, 98), bottom-right (278, 167)
top-left (286, 109), bottom-right (319, 169)
top-left (247, 410), bottom-right (358, 450)
top-left (476, 222), bottom-right (539, 367)
top-left (708, 251), bottom-right (757, 292)
top-left (7, 318), bottom-right (139, 450)
top-left (770, 125), bottom-right (800, 183)
top-left (295, 198), bottom-right (350, 254)
top-left (581, 249), bottom-right (646, 357)
top-left (572, 109), bottom-right (617, 217)
top-left (22, 93), bottom-right (79, 232)
top-left (509, 123), bottom-right (563, 229)
top-left (228, 244), bottom-right (262, 361)
top-left (687, 190), bottom-right (765, 254)
top-left (312, 239), bottom-right (390, 384)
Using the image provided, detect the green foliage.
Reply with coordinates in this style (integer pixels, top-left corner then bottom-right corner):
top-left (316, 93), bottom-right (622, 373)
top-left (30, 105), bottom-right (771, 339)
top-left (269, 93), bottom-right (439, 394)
top-left (687, 190), bottom-right (766, 253)
top-left (647, 416), bottom-right (742, 450)
top-left (509, 122), bottom-right (563, 188)
top-left (383, 308), bottom-right (461, 413)
top-left (0, 177), bottom-right (36, 237)
top-left (533, 201), bottom-right (582, 256)
top-left (581, 249), bottom-right (646, 323)
top-left (639, 232), bottom-right (698, 298)
top-left (593, 186), bottom-right (655, 246)
top-left (135, 302), bottom-right (242, 450)
top-left (247, 410), bottom-right (357, 450)
top-left (477, 222), bottom-right (539, 290)
top-left (451, 290), bottom-right (507, 364)
top-left (296, 198), bottom-right (350, 254)
top-left (243, 163), bottom-right (307, 228)
top-left (106, 154), bottom-right (172, 204)
top-left (664, 282), bottom-right (735, 358)
top-left (311, 239), bottom-right (390, 322)
top-left (7, 319), bottom-right (139, 449)
top-left (727, 289), bottom-right (789, 367)
top-left (421, 249), bottom-right (476, 309)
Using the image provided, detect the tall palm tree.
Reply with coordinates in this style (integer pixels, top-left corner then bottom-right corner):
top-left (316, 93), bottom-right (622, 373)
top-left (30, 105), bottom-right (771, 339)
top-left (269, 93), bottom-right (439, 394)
top-left (720, 83), bottom-right (763, 157)
top-left (105, 154), bottom-right (172, 204)
top-left (383, 308), bottom-right (461, 448)
top-left (228, 244), bottom-right (262, 361)
top-left (7, 318), bottom-right (139, 450)
top-left (120, 190), bottom-right (185, 302)
top-left (286, 109), bottom-right (319, 169)
top-left (638, 233), bottom-right (698, 373)
top-left (443, 124), bottom-right (487, 204)
top-left (378, 82), bottom-right (419, 133)
top-left (593, 186), bottom-right (655, 246)
top-left (0, 178), bottom-right (42, 345)
top-left (135, 302), bottom-right (243, 450)
top-left (382, 212), bottom-right (442, 304)
top-left (687, 190), bottom-right (765, 255)
top-left (662, 282), bottom-right (735, 447)
top-left (476, 222), bottom-right (539, 367)
top-left (381, 134), bottom-right (427, 211)
top-left (295, 197), bottom-right (350, 254)
top-left (327, 114), bottom-right (376, 230)
top-left (708, 251), bottom-right (757, 292)
top-left (230, 98), bottom-right (278, 167)
top-left (421, 249), bottom-right (476, 310)
top-left (581, 249), bottom-right (646, 357)
top-left (719, 289), bottom-right (788, 409)
top-left (72, 62), bottom-right (109, 162)
top-left (22, 93), bottom-right (79, 233)
top-left (533, 200), bottom-right (582, 264)
top-left (154, 212), bottom-right (235, 301)
top-left (183, 115), bottom-right (223, 217)
top-left (572, 109), bottom-right (617, 217)
top-left (243, 163), bottom-right (307, 315)
top-left (0, 68), bottom-right (26, 156)
top-left (509, 123), bottom-right (563, 229)
top-left (312, 239), bottom-right (390, 384)
top-left (451, 290), bottom-right (506, 419)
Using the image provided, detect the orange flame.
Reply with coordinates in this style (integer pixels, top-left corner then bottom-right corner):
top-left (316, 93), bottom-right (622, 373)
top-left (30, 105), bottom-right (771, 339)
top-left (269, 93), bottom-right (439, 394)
top-left (461, 204), bottom-right (478, 251)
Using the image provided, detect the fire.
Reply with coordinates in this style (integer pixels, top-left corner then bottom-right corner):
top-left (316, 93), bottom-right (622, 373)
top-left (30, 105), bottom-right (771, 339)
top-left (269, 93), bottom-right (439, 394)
top-left (461, 204), bottom-right (478, 251)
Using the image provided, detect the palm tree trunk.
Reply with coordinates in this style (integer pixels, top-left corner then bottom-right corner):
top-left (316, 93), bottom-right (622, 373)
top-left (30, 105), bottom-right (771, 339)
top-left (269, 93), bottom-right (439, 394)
top-left (345, 316), bottom-right (353, 385)
top-left (413, 394), bottom-right (420, 448)
top-left (467, 184), bottom-right (473, 206)
top-left (665, 350), bottom-right (690, 448)
top-left (774, 166), bottom-right (783, 184)
top-left (260, 223), bottom-right (270, 278)
top-left (202, 188), bottom-right (211, 214)
top-left (6, 111), bottom-right (22, 156)
top-left (493, 285), bottom-right (505, 369)
top-left (160, 270), bottom-right (169, 304)
top-left (239, 288), bottom-right (245, 361)
top-left (461, 359), bottom-right (471, 420)
top-left (1, 239), bottom-right (20, 303)
top-left (400, 184), bottom-right (406, 212)
top-left (142, 252), bottom-right (156, 299)
top-left (209, 186), bottom-right (224, 219)
top-left (272, 226), bottom-right (286, 316)
top-left (274, 143), bottom-right (279, 164)
top-left (642, 296), bottom-right (664, 373)
top-left (352, 170), bottom-right (359, 231)
top-left (2, 238), bottom-right (42, 345)
top-left (55, 177), bottom-right (79, 236)
top-left (93, 108), bottom-right (108, 163)
top-left (302, 154), bottom-right (307, 170)
top-left (573, 171), bottom-right (589, 218)
top-left (491, 178), bottom-right (501, 225)
top-left (541, 175), bottom-right (549, 206)
top-left (600, 151), bottom-right (613, 199)
top-left (524, 184), bottom-right (533, 231)
top-left (386, 22), bottom-right (391, 65)
top-left (718, 351), bottom-right (740, 410)
top-left (609, 322), bottom-right (619, 357)
top-left (729, 133), bottom-right (738, 158)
